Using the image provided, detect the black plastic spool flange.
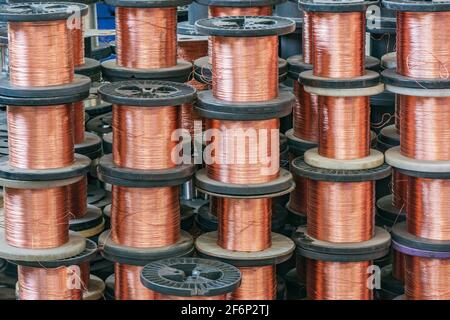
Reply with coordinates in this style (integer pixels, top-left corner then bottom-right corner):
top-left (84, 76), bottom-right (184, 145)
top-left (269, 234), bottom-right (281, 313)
top-left (75, 58), bottom-right (102, 82)
top-left (294, 226), bottom-right (391, 262)
top-left (180, 204), bottom-right (195, 231)
top-left (285, 129), bottom-right (317, 157)
top-left (284, 268), bottom-right (307, 300)
top-left (140, 257), bottom-right (241, 297)
top-left (382, 68), bottom-right (450, 89)
top-left (0, 2), bottom-right (88, 22)
top-left (86, 112), bottom-right (112, 135)
top-left (382, 0), bottom-right (450, 12)
top-left (370, 90), bottom-right (395, 109)
top-left (98, 80), bottom-right (196, 107)
top-left (285, 203), bottom-right (307, 227)
top-left (69, 205), bottom-right (104, 233)
top-left (291, 157), bottom-right (392, 182)
top-left (380, 264), bottom-right (404, 298)
top-left (392, 166), bottom-right (450, 180)
top-left (195, 16), bottom-right (296, 37)
top-left (196, 0), bottom-right (286, 6)
top-left (299, 0), bottom-right (379, 12)
top-left (105, 0), bottom-right (193, 8)
top-left (195, 90), bottom-right (294, 121)
top-left (87, 183), bottom-right (107, 205)
top-left (102, 132), bottom-right (113, 155)
top-left (98, 154), bottom-right (196, 188)
top-left (378, 125), bottom-right (399, 147)
top-left (391, 222), bottom-right (450, 253)
top-left (74, 132), bottom-right (103, 158)
top-left (299, 70), bottom-right (381, 89)
top-left (376, 195), bottom-right (406, 226)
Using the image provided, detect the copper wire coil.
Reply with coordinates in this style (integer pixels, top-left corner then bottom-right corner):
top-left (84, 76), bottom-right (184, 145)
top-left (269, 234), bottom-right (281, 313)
top-left (392, 250), bottom-right (405, 283)
top-left (116, 7), bottom-right (177, 69)
top-left (157, 294), bottom-right (226, 300)
top-left (392, 170), bottom-right (407, 211)
top-left (397, 12), bottom-right (450, 79)
top-left (206, 119), bottom-right (280, 184)
top-left (293, 81), bottom-right (319, 142)
top-left (177, 39), bottom-right (208, 63)
top-left (112, 104), bottom-right (179, 170)
top-left (115, 263), bottom-right (157, 300)
top-left (111, 185), bottom-right (180, 248)
top-left (4, 187), bottom-right (69, 249)
top-left (306, 259), bottom-right (373, 300)
top-left (405, 255), bottom-right (450, 300)
top-left (302, 11), bottom-right (313, 65)
top-left (296, 255), bottom-right (307, 284)
top-left (217, 197), bottom-right (272, 252)
top-left (230, 266), bottom-right (276, 300)
top-left (78, 261), bottom-right (90, 291)
top-left (395, 95), bottom-right (401, 133)
top-left (70, 19), bottom-right (85, 67)
top-left (307, 180), bottom-right (374, 243)
top-left (212, 36), bottom-right (279, 102)
top-left (8, 20), bottom-right (74, 87)
top-left (71, 101), bottom-right (85, 145)
top-left (289, 173), bottom-right (308, 216)
top-left (407, 177), bottom-right (450, 241)
top-left (18, 266), bottom-right (82, 300)
top-left (7, 105), bottom-right (74, 169)
top-left (318, 96), bottom-right (370, 160)
top-left (399, 96), bottom-right (450, 161)
top-left (311, 12), bottom-right (365, 78)
top-left (66, 176), bottom-right (88, 219)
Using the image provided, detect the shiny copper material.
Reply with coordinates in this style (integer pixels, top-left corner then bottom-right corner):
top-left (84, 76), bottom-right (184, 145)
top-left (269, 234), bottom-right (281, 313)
top-left (157, 294), bottom-right (226, 300)
top-left (407, 177), bottom-right (450, 241)
top-left (293, 81), bottom-right (319, 142)
top-left (217, 197), bottom-right (272, 252)
top-left (206, 119), bottom-right (279, 184)
top-left (208, 6), bottom-right (272, 17)
top-left (392, 170), bottom-right (407, 211)
top-left (112, 105), bottom-right (179, 170)
top-left (116, 7), bottom-right (177, 69)
top-left (400, 96), bottom-right (450, 161)
top-left (4, 187), bottom-right (69, 249)
top-left (8, 21), bottom-right (74, 87)
top-left (111, 186), bottom-right (180, 248)
top-left (115, 264), bottom-right (157, 300)
top-left (78, 261), bottom-right (90, 291)
top-left (405, 255), bottom-right (450, 300)
top-left (318, 96), bottom-right (370, 160)
top-left (302, 11), bottom-right (313, 65)
top-left (177, 39), bottom-right (208, 63)
top-left (395, 95), bottom-right (401, 133)
top-left (18, 266), bottom-right (82, 300)
top-left (230, 266), bottom-right (276, 300)
top-left (70, 20), bottom-right (85, 67)
top-left (71, 102), bottom-right (85, 145)
top-left (289, 173), bottom-right (308, 216)
top-left (397, 12), bottom-right (450, 79)
top-left (392, 250), bottom-right (405, 282)
top-left (307, 260), bottom-right (373, 300)
top-left (212, 36), bottom-right (278, 102)
top-left (67, 176), bottom-right (88, 219)
top-left (308, 180), bottom-right (374, 243)
top-left (312, 12), bottom-right (365, 78)
top-left (8, 105), bottom-right (74, 169)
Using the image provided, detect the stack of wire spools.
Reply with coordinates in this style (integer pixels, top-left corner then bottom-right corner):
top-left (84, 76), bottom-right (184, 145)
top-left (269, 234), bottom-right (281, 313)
top-left (382, 0), bottom-right (450, 300)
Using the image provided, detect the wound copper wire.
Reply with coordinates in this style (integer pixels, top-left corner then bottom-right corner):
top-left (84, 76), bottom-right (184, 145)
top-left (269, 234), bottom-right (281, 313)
top-left (306, 260), bottom-right (373, 300)
top-left (312, 12), bottom-right (365, 78)
top-left (302, 11), bottom-right (313, 65)
top-left (308, 180), bottom-right (374, 243)
top-left (230, 266), bottom-right (276, 300)
top-left (8, 20), bottom-right (73, 87)
top-left (111, 185), bottom-right (180, 248)
top-left (405, 255), bottom-right (450, 300)
top-left (70, 19), bottom-right (85, 67)
top-left (397, 12), bottom-right (450, 79)
top-left (289, 172), bottom-right (308, 216)
top-left (392, 170), bottom-right (407, 211)
top-left (293, 81), bottom-right (319, 142)
top-left (78, 261), bottom-right (90, 290)
top-left (7, 105), bottom-right (74, 169)
top-left (399, 96), bottom-right (450, 161)
top-left (206, 119), bottom-right (280, 184)
top-left (217, 197), bottom-right (272, 252)
top-left (177, 39), bottom-right (208, 63)
top-left (116, 7), bottom-right (177, 69)
top-left (212, 36), bottom-right (278, 102)
top-left (395, 95), bottom-right (401, 133)
top-left (71, 101), bottom-right (85, 145)
top-left (4, 187), bottom-right (69, 249)
top-left (112, 105), bottom-right (179, 170)
top-left (18, 266), bottom-right (82, 300)
top-left (115, 263), bottom-right (157, 300)
top-left (318, 96), bottom-right (370, 160)
top-left (208, 6), bottom-right (272, 17)
top-left (407, 177), bottom-right (450, 241)
top-left (392, 250), bottom-right (405, 283)
top-left (67, 176), bottom-right (88, 219)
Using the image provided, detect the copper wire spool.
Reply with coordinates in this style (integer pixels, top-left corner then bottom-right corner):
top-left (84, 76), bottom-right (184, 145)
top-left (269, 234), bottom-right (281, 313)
top-left (18, 266), bottom-right (82, 300)
top-left (318, 96), bottom-right (370, 160)
top-left (7, 105), bottom-right (74, 169)
top-left (116, 7), bottom-right (177, 69)
top-left (397, 12), bottom-right (450, 79)
top-left (307, 259), bottom-right (373, 300)
top-left (302, 11), bottom-right (313, 65)
top-left (395, 95), bottom-right (401, 133)
top-left (177, 39), bottom-right (208, 63)
top-left (289, 173), bottom-right (308, 216)
top-left (111, 185), bottom-right (180, 248)
top-left (399, 96), bottom-right (450, 161)
top-left (307, 180), bottom-right (374, 243)
top-left (293, 81), bottom-right (319, 142)
top-left (217, 197), bottom-right (272, 252)
top-left (157, 294), bottom-right (226, 300)
top-left (78, 261), bottom-right (90, 290)
top-left (67, 176), bottom-right (88, 219)
top-left (392, 170), bottom-right (407, 211)
top-left (312, 12), bottom-right (365, 78)
top-left (212, 36), bottom-right (278, 102)
top-left (8, 20), bottom-right (73, 87)
top-left (71, 101), bottom-right (85, 145)
top-left (70, 19), bottom-right (85, 67)
top-left (392, 250), bottom-right (405, 283)
top-left (206, 119), bottom-right (280, 184)
top-left (4, 187), bottom-right (69, 249)
top-left (115, 263), bottom-right (157, 300)
top-left (208, 6), bottom-right (272, 17)
top-left (407, 177), bottom-right (450, 241)
top-left (405, 255), bottom-right (450, 300)
top-left (230, 266), bottom-right (276, 300)
top-left (112, 105), bottom-right (179, 170)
